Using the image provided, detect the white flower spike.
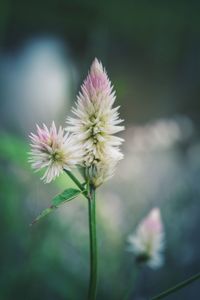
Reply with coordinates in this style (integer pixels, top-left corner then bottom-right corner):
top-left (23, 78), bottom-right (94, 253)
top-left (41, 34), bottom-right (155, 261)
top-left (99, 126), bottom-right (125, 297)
top-left (66, 58), bottom-right (124, 186)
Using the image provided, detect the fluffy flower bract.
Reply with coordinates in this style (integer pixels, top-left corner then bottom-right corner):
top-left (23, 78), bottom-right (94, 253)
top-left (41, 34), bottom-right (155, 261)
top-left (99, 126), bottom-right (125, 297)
top-left (127, 208), bottom-right (165, 269)
top-left (67, 58), bottom-right (124, 186)
top-left (87, 158), bottom-right (117, 188)
top-left (29, 122), bottom-right (82, 183)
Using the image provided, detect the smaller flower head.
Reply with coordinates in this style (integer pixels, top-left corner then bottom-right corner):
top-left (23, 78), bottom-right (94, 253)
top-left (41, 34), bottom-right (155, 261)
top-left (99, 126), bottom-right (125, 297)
top-left (86, 157), bottom-right (118, 188)
top-left (29, 122), bottom-right (82, 183)
top-left (127, 208), bottom-right (165, 269)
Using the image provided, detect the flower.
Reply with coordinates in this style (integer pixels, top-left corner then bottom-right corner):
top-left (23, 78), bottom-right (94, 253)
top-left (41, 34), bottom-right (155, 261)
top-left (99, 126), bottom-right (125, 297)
top-left (127, 208), bottom-right (165, 269)
top-left (29, 122), bottom-right (82, 183)
top-left (66, 58), bottom-right (124, 185)
top-left (87, 158), bottom-right (117, 188)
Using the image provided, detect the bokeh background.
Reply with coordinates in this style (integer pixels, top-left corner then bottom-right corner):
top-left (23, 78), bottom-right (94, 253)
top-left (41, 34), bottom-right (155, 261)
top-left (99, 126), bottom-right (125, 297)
top-left (0, 1), bottom-right (200, 299)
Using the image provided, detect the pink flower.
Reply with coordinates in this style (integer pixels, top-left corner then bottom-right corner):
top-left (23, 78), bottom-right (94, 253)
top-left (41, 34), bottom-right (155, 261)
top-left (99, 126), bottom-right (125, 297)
top-left (66, 58), bottom-right (124, 186)
top-left (82, 58), bottom-right (113, 101)
top-left (29, 122), bottom-right (82, 183)
top-left (127, 208), bottom-right (165, 269)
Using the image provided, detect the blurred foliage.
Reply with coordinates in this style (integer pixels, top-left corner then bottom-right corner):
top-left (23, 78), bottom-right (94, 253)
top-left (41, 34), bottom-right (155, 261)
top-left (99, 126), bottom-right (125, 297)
top-left (0, 133), bottom-right (87, 299)
top-left (1, 0), bottom-right (200, 125)
top-left (0, 132), bottom-right (29, 167)
top-left (0, 126), bottom-right (200, 299)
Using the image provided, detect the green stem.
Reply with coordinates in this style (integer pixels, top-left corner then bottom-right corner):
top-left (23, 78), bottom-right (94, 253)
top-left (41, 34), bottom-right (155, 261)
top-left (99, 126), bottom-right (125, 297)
top-left (123, 265), bottom-right (139, 300)
top-left (151, 272), bottom-right (200, 300)
top-left (88, 185), bottom-right (98, 300)
top-left (64, 169), bottom-right (88, 199)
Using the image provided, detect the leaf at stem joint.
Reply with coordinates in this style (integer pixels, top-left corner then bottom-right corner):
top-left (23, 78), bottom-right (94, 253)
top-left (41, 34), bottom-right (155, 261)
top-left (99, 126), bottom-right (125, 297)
top-left (30, 188), bottom-right (84, 226)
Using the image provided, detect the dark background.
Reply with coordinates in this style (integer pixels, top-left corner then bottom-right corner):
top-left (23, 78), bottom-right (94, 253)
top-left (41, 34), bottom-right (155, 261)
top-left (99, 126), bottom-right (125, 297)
top-left (0, 1), bottom-right (200, 299)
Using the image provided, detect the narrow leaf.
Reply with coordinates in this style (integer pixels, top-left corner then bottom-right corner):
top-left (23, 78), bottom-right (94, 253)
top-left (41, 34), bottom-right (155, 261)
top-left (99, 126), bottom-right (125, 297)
top-left (30, 188), bottom-right (83, 226)
top-left (52, 188), bottom-right (81, 206)
top-left (30, 206), bottom-right (55, 226)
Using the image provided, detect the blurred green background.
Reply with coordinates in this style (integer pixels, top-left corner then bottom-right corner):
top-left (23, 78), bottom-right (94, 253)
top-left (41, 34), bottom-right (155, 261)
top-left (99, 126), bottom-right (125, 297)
top-left (0, 0), bottom-right (200, 299)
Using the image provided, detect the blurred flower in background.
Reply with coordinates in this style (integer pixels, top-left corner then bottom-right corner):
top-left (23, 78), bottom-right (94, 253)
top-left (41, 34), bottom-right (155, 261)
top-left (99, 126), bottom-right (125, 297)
top-left (127, 208), bottom-right (165, 269)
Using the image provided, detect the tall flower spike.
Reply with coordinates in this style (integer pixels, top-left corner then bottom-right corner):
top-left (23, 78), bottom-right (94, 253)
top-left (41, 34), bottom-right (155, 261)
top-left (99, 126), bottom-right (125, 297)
top-left (66, 58), bottom-right (124, 186)
top-left (127, 208), bottom-right (165, 269)
top-left (29, 122), bottom-right (82, 183)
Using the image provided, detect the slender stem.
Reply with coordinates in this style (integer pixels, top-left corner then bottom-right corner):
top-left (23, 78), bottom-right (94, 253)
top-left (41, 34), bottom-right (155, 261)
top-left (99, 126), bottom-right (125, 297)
top-left (64, 169), bottom-right (88, 199)
top-left (88, 185), bottom-right (98, 300)
top-left (151, 272), bottom-right (200, 300)
top-left (123, 265), bottom-right (139, 300)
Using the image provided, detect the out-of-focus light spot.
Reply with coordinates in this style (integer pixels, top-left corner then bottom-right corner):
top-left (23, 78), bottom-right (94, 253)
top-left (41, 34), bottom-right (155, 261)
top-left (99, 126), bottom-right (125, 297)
top-left (116, 116), bottom-right (194, 187)
top-left (1, 37), bottom-right (75, 134)
top-left (125, 116), bottom-right (193, 153)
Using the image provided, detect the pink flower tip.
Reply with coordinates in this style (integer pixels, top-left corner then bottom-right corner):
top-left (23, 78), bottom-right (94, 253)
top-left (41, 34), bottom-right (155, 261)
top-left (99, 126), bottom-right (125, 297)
top-left (127, 207), bottom-right (165, 269)
top-left (90, 58), bottom-right (104, 75)
top-left (144, 207), bottom-right (163, 233)
top-left (82, 58), bottom-right (111, 98)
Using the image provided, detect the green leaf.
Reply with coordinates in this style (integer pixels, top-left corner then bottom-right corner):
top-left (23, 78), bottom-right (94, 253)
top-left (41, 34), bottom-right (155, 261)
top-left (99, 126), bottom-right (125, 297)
top-left (30, 207), bottom-right (54, 226)
top-left (30, 188), bottom-right (82, 226)
top-left (52, 188), bottom-right (81, 206)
